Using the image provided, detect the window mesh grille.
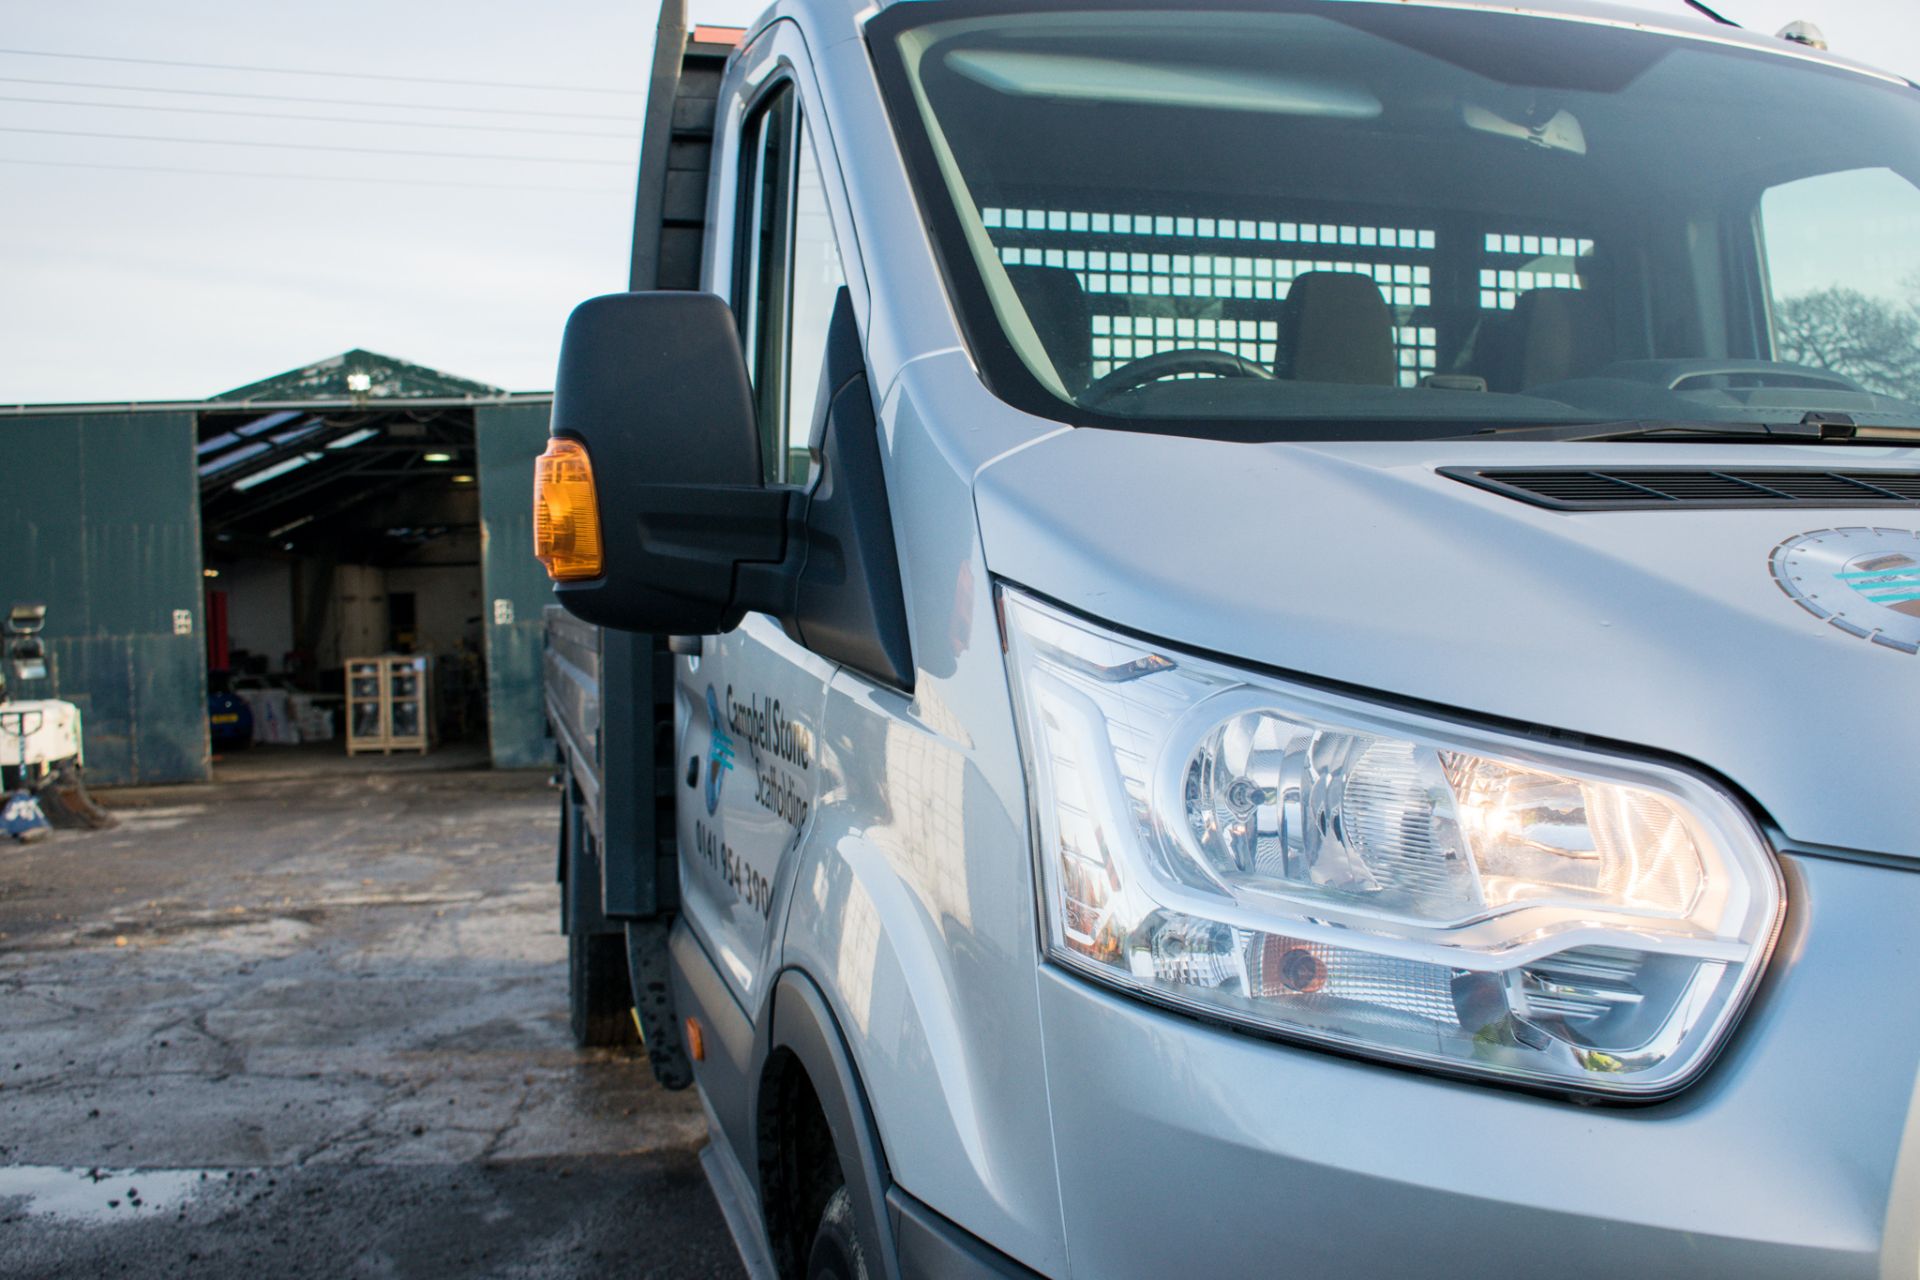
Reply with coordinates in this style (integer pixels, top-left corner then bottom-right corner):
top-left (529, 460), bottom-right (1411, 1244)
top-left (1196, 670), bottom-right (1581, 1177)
top-left (984, 206), bottom-right (1440, 386)
top-left (1479, 231), bottom-right (1594, 311)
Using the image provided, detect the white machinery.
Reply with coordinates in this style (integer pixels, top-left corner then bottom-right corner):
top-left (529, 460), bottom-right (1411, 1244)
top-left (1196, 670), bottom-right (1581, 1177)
top-left (0, 698), bottom-right (84, 773)
top-left (2, 604), bottom-right (111, 840)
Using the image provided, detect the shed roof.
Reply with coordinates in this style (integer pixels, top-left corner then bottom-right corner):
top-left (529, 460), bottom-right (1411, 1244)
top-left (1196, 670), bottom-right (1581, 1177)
top-left (0, 350), bottom-right (547, 417)
top-left (213, 349), bottom-right (503, 404)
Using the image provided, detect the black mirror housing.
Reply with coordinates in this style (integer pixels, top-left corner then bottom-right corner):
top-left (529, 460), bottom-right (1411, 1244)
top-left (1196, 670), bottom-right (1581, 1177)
top-left (548, 292), bottom-right (792, 635)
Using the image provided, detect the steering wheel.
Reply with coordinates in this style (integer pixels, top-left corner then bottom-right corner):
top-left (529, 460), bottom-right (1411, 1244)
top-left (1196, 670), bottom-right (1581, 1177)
top-left (1081, 347), bottom-right (1276, 405)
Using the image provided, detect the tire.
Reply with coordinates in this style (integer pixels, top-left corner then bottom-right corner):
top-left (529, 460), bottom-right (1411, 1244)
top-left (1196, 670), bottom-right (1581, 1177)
top-left (805, 1186), bottom-right (870, 1280)
top-left (568, 927), bottom-right (639, 1048)
top-left (560, 776), bottom-right (640, 1050)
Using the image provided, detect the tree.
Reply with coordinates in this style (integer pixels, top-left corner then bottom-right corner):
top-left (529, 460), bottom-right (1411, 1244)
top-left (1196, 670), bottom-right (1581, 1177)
top-left (1773, 285), bottom-right (1920, 402)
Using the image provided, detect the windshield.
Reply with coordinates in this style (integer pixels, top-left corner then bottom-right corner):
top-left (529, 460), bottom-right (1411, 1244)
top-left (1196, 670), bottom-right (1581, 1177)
top-left (868, 0), bottom-right (1920, 441)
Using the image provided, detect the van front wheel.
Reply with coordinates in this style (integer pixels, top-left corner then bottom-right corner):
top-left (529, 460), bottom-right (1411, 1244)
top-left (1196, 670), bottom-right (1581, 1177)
top-left (805, 1186), bottom-right (870, 1280)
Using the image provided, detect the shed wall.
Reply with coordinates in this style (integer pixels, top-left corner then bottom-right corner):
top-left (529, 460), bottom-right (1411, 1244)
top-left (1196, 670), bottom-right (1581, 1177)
top-left (0, 412), bottom-right (209, 784)
top-left (476, 403), bottom-right (554, 770)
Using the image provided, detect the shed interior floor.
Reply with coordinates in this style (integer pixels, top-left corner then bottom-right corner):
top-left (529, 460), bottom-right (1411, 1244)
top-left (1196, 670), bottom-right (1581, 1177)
top-left (210, 740), bottom-right (494, 784)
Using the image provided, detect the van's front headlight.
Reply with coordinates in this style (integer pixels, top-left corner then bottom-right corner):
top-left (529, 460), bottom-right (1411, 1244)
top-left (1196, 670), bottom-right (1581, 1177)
top-left (1001, 588), bottom-right (1783, 1098)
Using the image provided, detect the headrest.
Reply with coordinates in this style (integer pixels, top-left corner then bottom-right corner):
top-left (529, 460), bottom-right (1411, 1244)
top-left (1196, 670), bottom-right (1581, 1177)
top-left (1512, 287), bottom-right (1612, 388)
top-left (1005, 265), bottom-right (1094, 392)
top-left (1279, 272), bottom-right (1396, 385)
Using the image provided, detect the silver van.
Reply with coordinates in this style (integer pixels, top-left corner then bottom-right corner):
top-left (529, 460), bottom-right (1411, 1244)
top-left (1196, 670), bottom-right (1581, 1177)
top-left (537, 3), bottom-right (1920, 1275)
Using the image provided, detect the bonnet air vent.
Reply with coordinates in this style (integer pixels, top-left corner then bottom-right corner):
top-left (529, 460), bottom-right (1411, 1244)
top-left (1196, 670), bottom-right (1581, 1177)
top-left (1442, 467), bottom-right (1920, 511)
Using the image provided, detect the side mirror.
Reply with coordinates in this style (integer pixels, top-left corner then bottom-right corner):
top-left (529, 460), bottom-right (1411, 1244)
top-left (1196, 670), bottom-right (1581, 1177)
top-left (540, 292), bottom-right (793, 634)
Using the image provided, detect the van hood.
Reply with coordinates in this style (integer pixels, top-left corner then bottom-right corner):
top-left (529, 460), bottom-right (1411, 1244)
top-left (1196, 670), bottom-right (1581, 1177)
top-left (974, 428), bottom-right (1918, 859)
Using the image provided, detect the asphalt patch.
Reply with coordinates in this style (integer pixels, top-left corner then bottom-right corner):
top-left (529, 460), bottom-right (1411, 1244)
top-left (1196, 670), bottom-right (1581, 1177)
top-left (0, 765), bottom-right (745, 1279)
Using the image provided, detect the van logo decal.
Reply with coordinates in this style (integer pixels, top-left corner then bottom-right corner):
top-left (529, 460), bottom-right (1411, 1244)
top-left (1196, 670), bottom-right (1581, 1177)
top-left (1770, 527), bottom-right (1920, 654)
top-left (703, 684), bottom-right (735, 814)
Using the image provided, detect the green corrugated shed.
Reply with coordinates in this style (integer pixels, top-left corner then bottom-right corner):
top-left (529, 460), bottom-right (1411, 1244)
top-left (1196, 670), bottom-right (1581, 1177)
top-left (0, 411), bottom-right (210, 784)
top-left (1, 355), bottom-right (557, 785)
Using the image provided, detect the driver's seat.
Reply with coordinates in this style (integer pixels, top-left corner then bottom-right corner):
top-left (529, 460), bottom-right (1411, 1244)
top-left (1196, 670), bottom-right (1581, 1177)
top-left (1278, 272), bottom-right (1396, 385)
top-left (1510, 287), bottom-right (1612, 388)
top-left (1005, 264), bottom-right (1094, 393)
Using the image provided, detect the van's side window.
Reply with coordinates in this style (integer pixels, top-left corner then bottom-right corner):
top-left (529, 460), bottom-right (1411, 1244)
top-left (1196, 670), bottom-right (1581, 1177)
top-left (735, 84), bottom-right (847, 485)
top-left (737, 86), bottom-right (793, 481)
top-left (1758, 167), bottom-right (1920, 400)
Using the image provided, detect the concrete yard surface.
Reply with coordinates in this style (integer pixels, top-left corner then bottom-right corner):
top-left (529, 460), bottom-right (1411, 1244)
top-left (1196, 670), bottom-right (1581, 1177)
top-left (0, 763), bottom-right (745, 1279)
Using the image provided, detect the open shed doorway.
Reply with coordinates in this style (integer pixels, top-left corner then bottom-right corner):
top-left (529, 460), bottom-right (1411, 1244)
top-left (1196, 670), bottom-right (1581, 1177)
top-left (196, 385), bottom-right (491, 774)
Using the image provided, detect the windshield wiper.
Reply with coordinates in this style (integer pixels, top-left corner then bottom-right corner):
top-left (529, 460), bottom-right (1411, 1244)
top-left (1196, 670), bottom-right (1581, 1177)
top-left (1462, 413), bottom-right (1920, 444)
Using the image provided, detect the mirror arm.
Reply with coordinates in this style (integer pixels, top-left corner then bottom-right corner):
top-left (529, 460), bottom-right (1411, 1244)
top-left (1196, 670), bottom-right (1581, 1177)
top-left (733, 490), bottom-right (806, 619)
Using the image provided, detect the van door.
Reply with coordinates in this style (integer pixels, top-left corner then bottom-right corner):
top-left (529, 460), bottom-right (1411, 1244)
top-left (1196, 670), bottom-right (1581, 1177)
top-left (675, 78), bottom-right (844, 1007)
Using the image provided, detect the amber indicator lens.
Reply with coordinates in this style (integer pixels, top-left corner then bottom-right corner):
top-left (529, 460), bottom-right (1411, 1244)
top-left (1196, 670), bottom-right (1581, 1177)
top-left (532, 437), bottom-right (604, 581)
top-left (683, 1016), bottom-right (706, 1062)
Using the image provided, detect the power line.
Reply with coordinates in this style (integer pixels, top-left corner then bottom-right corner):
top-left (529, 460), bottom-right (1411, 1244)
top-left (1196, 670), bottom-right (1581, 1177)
top-left (0, 93), bottom-right (636, 138)
top-left (0, 74), bottom-right (643, 121)
top-left (0, 125), bottom-right (631, 165)
top-left (0, 47), bottom-right (644, 95)
top-left (0, 156), bottom-right (623, 193)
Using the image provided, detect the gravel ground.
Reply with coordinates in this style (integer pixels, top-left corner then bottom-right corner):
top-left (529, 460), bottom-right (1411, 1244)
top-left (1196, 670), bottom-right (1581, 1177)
top-left (0, 762), bottom-right (746, 1279)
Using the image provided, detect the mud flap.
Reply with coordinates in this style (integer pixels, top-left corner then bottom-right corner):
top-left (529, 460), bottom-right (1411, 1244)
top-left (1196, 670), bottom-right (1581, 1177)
top-left (560, 782), bottom-right (641, 1049)
top-left (627, 918), bottom-right (694, 1089)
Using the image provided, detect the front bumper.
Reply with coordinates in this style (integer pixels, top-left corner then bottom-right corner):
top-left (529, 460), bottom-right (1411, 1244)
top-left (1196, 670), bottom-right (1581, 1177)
top-left (1037, 851), bottom-right (1920, 1279)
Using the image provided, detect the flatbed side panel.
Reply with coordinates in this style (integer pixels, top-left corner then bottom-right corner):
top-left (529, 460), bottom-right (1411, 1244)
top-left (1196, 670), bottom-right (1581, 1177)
top-left (543, 605), bottom-right (603, 841)
top-left (599, 629), bottom-right (660, 918)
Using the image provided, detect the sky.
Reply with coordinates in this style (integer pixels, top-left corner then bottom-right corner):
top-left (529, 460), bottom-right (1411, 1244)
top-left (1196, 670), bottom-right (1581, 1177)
top-left (0, 0), bottom-right (1916, 404)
